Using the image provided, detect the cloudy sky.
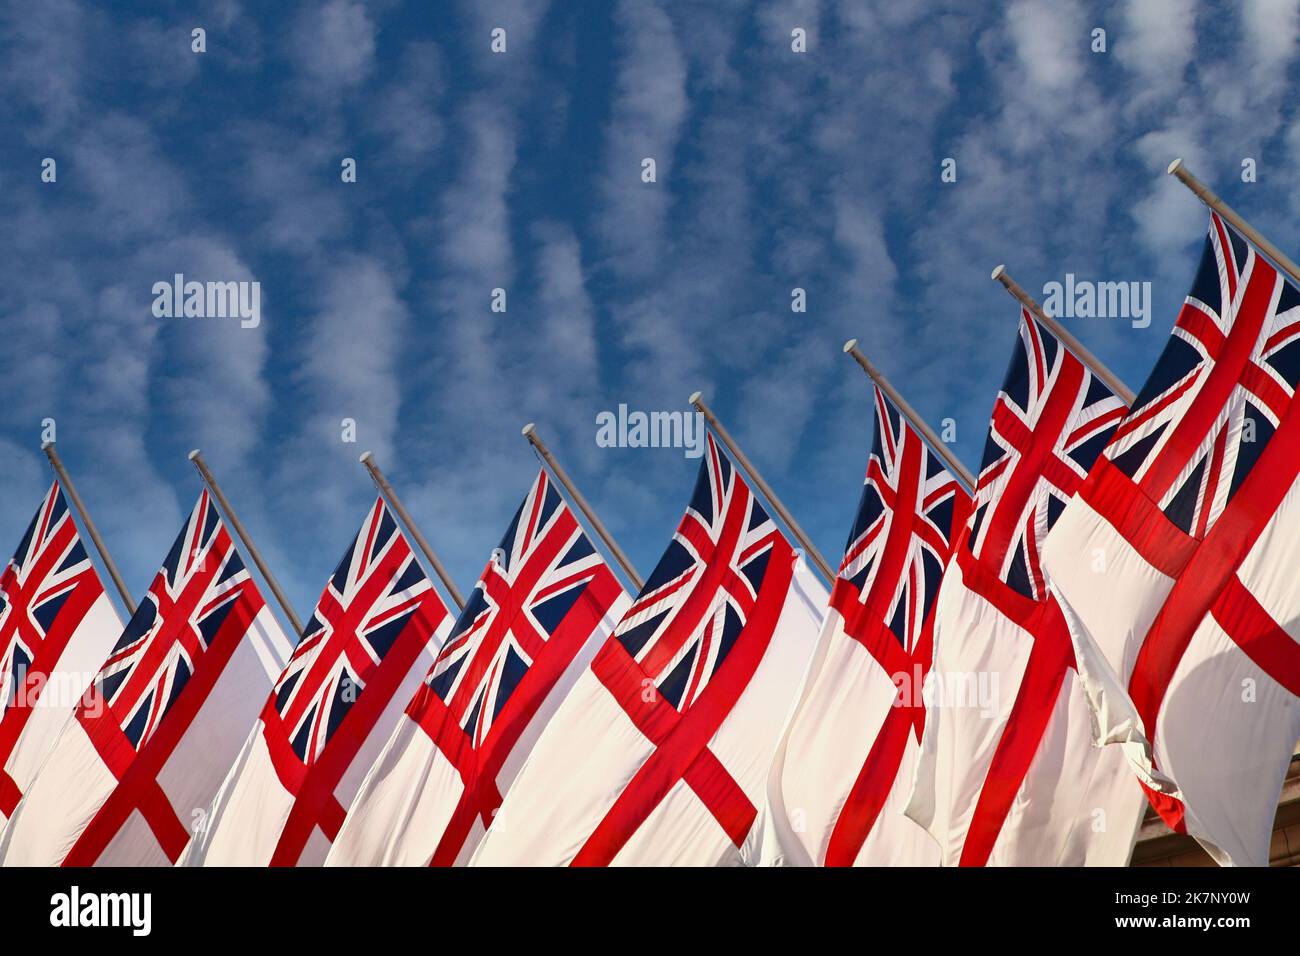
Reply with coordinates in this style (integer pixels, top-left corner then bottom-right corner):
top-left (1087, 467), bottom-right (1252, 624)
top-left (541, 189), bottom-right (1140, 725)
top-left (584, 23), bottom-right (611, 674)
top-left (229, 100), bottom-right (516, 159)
top-left (2, 0), bottom-right (1298, 621)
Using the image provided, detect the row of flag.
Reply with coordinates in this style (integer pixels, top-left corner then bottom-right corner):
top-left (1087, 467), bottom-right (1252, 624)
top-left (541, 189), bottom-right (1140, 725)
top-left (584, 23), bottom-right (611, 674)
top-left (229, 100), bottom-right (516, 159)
top-left (0, 201), bottom-right (1297, 867)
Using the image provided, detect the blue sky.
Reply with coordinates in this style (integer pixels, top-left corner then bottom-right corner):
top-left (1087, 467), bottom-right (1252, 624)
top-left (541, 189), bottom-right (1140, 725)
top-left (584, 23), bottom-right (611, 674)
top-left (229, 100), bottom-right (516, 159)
top-left (2, 0), bottom-right (1299, 622)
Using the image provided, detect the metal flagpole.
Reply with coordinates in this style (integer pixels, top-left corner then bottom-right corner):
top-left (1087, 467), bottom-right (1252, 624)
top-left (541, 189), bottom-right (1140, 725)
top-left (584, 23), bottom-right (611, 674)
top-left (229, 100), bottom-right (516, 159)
top-left (1168, 158), bottom-right (1300, 288)
top-left (188, 449), bottom-right (304, 636)
top-left (358, 451), bottom-right (466, 610)
top-left (522, 424), bottom-right (644, 592)
top-left (688, 392), bottom-right (835, 584)
top-left (990, 265), bottom-right (1138, 406)
top-left (842, 339), bottom-right (978, 490)
top-left (42, 441), bottom-right (137, 615)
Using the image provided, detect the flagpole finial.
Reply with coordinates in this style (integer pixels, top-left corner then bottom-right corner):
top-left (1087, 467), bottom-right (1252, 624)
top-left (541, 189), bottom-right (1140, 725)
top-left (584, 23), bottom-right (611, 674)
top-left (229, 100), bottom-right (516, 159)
top-left (991, 264), bottom-right (1006, 281)
top-left (41, 439), bottom-right (138, 615)
top-left (187, 448), bottom-right (303, 634)
top-left (520, 422), bottom-right (644, 591)
top-left (991, 266), bottom-right (1137, 405)
top-left (844, 338), bottom-right (980, 490)
top-left (1168, 158), bottom-right (1300, 290)
top-left (688, 391), bottom-right (703, 406)
top-left (690, 393), bottom-right (835, 582)
top-left (357, 450), bottom-right (466, 609)
top-left (1167, 157), bottom-right (1183, 175)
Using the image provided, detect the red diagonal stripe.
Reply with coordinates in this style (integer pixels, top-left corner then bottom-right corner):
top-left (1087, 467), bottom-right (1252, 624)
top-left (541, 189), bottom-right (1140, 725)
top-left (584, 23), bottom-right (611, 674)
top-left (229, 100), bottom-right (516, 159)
top-left (572, 532), bottom-right (794, 866)
top-left (64, 581), bottom-right (263, 865)
top-left (1240, 361), bottom-right (1291, 423)
top-left (574, 642), bottom-right (756, 866)
top-left (958, 597), bottom-right (1075, 866)
top-left (1210, 578), bottom-right (1300, 698)
top-left (265, 590), bottom-right (447, 866)
top-left (0, 769), bottom-right (21, 818)
top-left (824, 696), bottom-right (917, 867)
top-left (418, 562), bottom-right (623, 865)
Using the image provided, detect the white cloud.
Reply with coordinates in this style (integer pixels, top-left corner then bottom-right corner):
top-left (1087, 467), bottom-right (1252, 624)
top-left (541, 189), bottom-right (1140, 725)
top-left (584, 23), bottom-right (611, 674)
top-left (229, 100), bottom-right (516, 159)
top-left (144, 238), bottom-right (273, 468)
top-left (460, 0), bottom-right (551, 64)
top-left (369, 41), bottom-right (446, 167)
top-left (71, 115), bottom-right (192, 241)
top-left (830, 189), bottom-right (898, 316)
top-left (596, 0), bottom-right (688, 280)
top-left (127, 18), bottom-right (203, 90)
top-left (757, 0), bottom-right (821, 48)
top-left (294, 255), bottom-right (409, 468)
top-left (1116, 0), bottom-right (1197, 104)
top-left (428, 96), bottom-right (519, 408)
top-left (531, 221), bottom-right (599, 381)
top-left (0, 0), bottom-right (88, 137)
top-left (0, 439), bottom-right (50, 554)
top-left (288, 0), bottom-right (376, 95)
top-left (1131, 130), bottom-right (1209, 263)
top-left (1242, 0), bottom-right (1300, 79)
top-left (236, 126), bottom-right (351, 256)
top-left (1006, 0), bottom-right (1087, 96)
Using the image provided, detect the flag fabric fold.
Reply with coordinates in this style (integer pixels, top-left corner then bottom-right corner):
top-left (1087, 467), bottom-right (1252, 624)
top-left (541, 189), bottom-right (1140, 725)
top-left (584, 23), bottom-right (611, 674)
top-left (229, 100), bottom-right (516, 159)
top-left (469, 434), bottom-right (826, 866)
top-left (904, 311), bottom-right (1146, 866)
top-left (760, 386), bottom-right (970, 866)
top-left (0, 490), bottom-right (293, 866)
top-left (183, 497), bottom-right (450, 866)
top-left (0, 482), bottom-right (124, 832)
top-left (326, 468), bottom-right (629, 866)
top-left (1042, 213), bottom-right (1300, 866)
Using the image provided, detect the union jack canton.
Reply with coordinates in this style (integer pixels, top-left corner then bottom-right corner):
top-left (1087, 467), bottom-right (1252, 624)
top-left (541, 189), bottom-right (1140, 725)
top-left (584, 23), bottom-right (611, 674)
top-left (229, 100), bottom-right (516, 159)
top-left (0, 482), bottom-right (115, 821)
top-left (269, 499), bottom-right (441, 765)
top-left (966, 310), bottom-right (1127, 598)
top-left (1105, 213), bottom-right (1300, 536)
top-left (839, 386), bottom-right (970, 651)
top-left (95, 490), bottom-right (256, 752)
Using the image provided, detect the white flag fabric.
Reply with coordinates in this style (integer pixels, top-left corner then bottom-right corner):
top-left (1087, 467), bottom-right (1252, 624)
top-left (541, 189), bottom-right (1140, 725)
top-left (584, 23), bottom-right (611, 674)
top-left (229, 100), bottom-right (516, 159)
top-left (905, 312), bottom-right (1146, 865)
top-left (0, 490), bottom-right (292, 866)
top-left (760, 387), bottom-right (969, 866)
top-left (1042, 213), bottom-right (1300, 866)
top-left (327, 469), bottom-right (628, 866)
top-left (470, 435), bottom-right (826, 866)
top-left (183, 497), bottom-right (450, 866)
top-left (0, 482), bottom-right (123, 832)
